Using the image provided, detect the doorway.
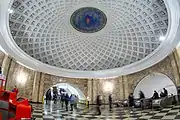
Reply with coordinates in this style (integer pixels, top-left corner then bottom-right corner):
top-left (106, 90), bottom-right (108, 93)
top-left (44, 83), bottom-right (86, 102)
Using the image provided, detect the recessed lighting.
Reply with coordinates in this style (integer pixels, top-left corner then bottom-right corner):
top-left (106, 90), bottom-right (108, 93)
top-left (103, 81), bottom-right (114, 93)
top-left (8, 9), bottom-right (13, 14)
top-left (159, 36), bottom-right (166, 41)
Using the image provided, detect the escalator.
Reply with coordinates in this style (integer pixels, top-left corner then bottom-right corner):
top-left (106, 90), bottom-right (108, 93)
top-left (152, 95), bottom-right (176, 108)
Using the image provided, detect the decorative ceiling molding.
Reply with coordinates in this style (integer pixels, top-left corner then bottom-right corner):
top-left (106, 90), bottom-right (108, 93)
top-left (9, 0), bottom-right (168, 71)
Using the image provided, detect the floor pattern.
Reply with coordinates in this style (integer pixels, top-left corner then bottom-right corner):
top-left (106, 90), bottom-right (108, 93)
top-left (31, 103), bottom-right (180, 120)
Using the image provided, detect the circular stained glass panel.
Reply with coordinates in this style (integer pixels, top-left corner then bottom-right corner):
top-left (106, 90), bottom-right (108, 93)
top-left (70, 7), bottom-right (107, 33)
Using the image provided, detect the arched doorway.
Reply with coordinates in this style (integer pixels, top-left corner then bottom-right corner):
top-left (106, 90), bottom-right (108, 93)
top-left (133, 73), bottom-right (177, 99)
top-left (44, 83), bottom-right (86, 101)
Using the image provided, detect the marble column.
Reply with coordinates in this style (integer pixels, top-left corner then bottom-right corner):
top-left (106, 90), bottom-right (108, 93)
top-left (2, 55), bottom-right (12, 80)
top-left (123, 76), bottom-right (129, 99)
top-left (92, 79), bottom-right (99, 104)
top-left (32, 72), bottom-right (41, 102)
top-left (4, 59), bottom-right (15, 90)
top-left (172, 51), bottom-right (180, 85)
top-left (0, 52), bottom-right (5, 66)
top-left (170, 53), bottom-right (180, 85)
top-left (38, 73), bottom-right (45, 102)
top-left (87, 79), bottom-right (93, 103)
top-left (118, 76), bottom-right (124, 100)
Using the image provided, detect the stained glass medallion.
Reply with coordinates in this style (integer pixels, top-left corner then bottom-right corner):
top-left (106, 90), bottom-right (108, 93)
top-left (70, 7), bottom-right (107, 33)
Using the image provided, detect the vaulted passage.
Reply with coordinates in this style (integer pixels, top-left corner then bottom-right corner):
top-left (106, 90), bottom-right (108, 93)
top-left (133, 73), bottom-right (177, 99)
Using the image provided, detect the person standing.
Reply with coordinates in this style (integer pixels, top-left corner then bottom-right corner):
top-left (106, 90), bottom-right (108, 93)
top-left (96, 95), bottom-right (102, 115)
top-left (128, 93), bottom-right (134, 113)
top-left (74, 95), bottom-right (79, 109)
top-left (163, 88), bottom-right (168, 97)
top-left (65, 93), bottom-right (69, 111)
top-left (160, 91), bottom-right (164, 98)
top-left (152, 91), bottom-right (159, 99)
top-left (108, 94), bottom-right (112, 111)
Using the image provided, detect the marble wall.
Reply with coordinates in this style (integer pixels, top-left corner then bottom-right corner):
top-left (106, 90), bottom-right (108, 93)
top-left (87, 78), bottom-right (123, 103)
top-left (3, 56), bottom-right (88, 102)
top-left (126, 53), bottom-right (176, 95)
top-left (5, 60), bottom-right (36, 101)
top-left (88, 53), bottom-right (178, 103)
top-left (0, 51), bottom-right (5, 67)
top-left (1, 50), bottom-right (180, 103)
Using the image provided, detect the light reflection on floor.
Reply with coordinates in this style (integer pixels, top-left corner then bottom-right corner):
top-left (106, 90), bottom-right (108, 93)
top-left (32, 102), bottom-right (180, 120)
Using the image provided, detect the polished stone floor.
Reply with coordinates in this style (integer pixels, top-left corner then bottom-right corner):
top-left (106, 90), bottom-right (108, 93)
top-left (31, 102), bottom-right (180, 120)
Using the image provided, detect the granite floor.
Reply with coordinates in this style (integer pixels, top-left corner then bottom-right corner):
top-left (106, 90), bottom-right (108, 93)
top-left (31, 102), bottom-right (180, 120)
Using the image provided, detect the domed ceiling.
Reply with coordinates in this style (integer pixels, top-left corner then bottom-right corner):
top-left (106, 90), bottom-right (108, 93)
top-left (9, 0), bottom-right (168, 71)
top-left (0, 0), bottom-right (179, 78)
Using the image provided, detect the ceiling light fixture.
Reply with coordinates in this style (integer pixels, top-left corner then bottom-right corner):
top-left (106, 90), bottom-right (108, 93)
top-left (8, 9), bottom-right (13, 14)
top-left (159, 36), bottom-right (166, 41)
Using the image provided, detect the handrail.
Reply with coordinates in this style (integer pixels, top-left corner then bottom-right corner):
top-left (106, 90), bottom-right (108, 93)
top-left (152, 95), bottom-right (174, 108)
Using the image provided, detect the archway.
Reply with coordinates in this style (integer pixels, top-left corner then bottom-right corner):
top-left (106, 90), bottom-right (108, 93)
top-left (44, 83), bottom-right (86, 101)
top-left (133, 73), bottom-right (177, 99)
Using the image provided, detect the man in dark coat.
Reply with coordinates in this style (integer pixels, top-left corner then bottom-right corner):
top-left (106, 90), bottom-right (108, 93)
top-left (109, 94), bottom-right (112, 111)
top-left (163, 88), bottom-right (168, 97)
top-left (128, 93), bottom-right (134, 113)
top-left (152, 91), bottom-right (159, 99)
top-left (96, 95), bottom-right (102, 115)
top-left (129, 93), bottom-right (134, 107)
top-left (65, 93), bottom-right (69, 111)
top-left (46, 89), bottom-right (51, 104)
top-left (139, 91), bottom-right (145, 109)
top-left (61, 93), bottom-right (65, 108)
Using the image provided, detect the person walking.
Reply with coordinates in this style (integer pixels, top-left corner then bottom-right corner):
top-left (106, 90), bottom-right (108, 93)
top-left (108, 94), bottom-right (112, 111)
top-left (96, 95), bottom-right (102, 115)
top-left (70, 94), bottom-right (75, 111)
top-left (53, 92), bottom-right (57, 104)
top-left (46, 89), bottom-right (51, 104)
top-left (139, 90), bottom-right (145, 109)
top-left (61, 93), bottom-right (65, 108)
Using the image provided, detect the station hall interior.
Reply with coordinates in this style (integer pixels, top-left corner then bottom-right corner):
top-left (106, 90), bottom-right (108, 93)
top-left (1, 0), bottom-right (180, 120)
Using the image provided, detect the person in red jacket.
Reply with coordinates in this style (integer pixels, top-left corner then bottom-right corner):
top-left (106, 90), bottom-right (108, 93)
top-left (12, 85), bottom-right (18, 95)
